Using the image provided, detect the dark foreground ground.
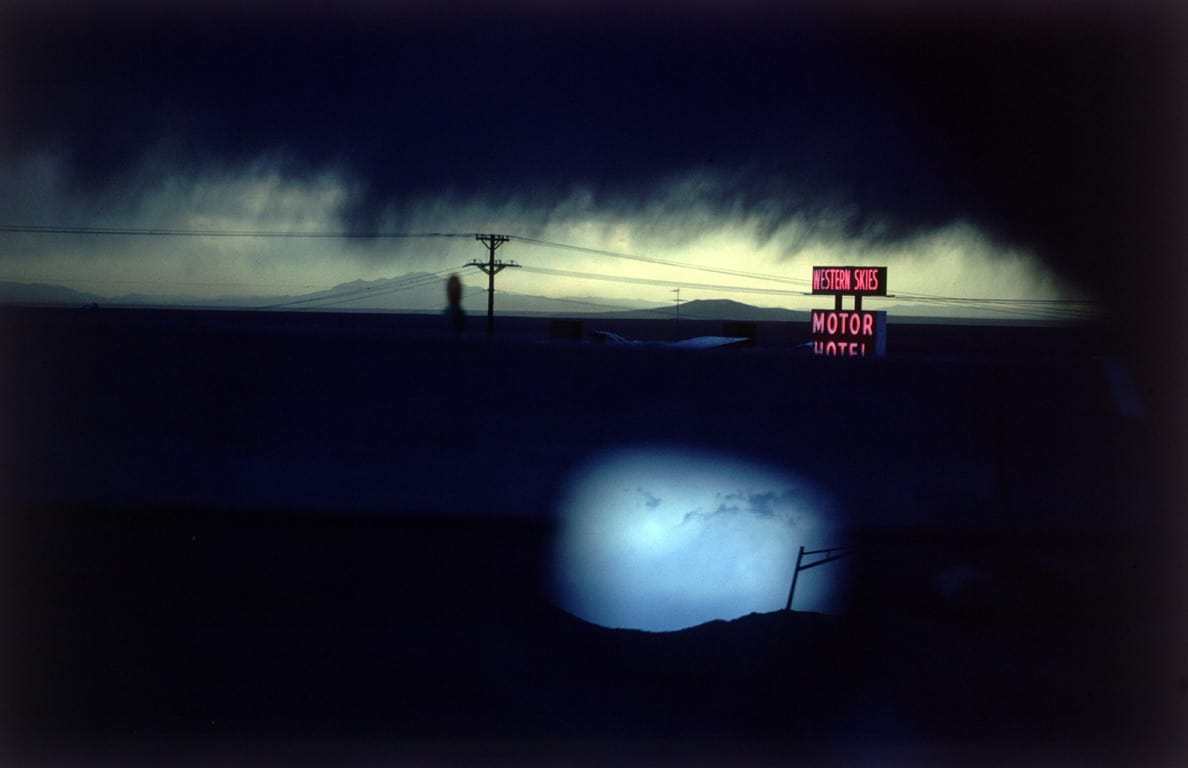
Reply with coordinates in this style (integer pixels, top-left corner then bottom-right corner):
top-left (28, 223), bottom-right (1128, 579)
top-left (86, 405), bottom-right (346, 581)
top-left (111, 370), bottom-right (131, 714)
top-left (1, 307), bottom-right (1184, 765)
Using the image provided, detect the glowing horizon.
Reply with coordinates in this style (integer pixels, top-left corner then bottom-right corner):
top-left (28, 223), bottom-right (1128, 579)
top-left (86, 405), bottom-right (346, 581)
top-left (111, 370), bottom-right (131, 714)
top-left (0, 156), bottom-right (1093, 320)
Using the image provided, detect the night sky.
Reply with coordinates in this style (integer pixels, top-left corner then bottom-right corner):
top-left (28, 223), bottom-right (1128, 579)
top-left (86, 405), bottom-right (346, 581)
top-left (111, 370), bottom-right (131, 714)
top-left (0, 2), bottom-right (1184, 322)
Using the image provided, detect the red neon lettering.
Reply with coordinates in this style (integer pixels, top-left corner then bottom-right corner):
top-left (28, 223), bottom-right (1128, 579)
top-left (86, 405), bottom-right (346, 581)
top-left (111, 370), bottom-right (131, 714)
top-left (853, 268), bottom-right (877, 292)
top-left (814, 311), bottom-right (878, 338)
top-left (814, 267), bottom-right (883, 294)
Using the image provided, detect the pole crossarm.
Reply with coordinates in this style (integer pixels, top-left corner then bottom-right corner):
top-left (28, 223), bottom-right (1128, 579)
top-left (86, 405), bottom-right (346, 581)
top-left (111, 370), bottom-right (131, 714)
top-left (797, 551), bottom-right (853, 571)
top-left (464, 259), bottom-right (520, 276)
top-left (802, 546), bottom-right (849, 556)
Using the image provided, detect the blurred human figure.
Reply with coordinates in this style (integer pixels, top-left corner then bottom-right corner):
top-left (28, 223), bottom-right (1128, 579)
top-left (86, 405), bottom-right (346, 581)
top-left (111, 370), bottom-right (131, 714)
top-left (444, 273), bottom-right (466, 335)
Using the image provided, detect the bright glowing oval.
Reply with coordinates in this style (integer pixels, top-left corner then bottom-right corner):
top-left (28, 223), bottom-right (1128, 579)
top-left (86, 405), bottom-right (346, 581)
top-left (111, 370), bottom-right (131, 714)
top-left (553, 447), bottom-right (842, 632)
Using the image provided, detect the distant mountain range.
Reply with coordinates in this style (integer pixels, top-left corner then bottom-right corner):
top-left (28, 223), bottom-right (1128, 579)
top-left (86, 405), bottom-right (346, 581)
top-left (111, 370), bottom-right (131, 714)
top-left (0, 281), bottom-right (104, 306)
top-left (1, 274), bottom-right (660, 316)
top-left (0, 275), bottom-right (1069, 325)
top-left (0, 274), bottom-right (801, 320)
top-left (591, 298), bottom-right (809, 322)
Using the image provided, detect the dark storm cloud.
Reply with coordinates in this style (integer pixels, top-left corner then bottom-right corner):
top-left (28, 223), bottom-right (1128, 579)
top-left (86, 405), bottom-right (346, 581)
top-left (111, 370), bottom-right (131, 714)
top-left (5, 6), bottom-right (934, 229)
top-left (1, 2), bottom-right (1183, 307)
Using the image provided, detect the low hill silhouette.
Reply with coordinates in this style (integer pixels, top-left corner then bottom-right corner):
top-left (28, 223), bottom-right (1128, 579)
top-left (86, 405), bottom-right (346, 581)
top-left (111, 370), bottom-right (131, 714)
top-left (0, 280), bottom-right (102, 305)
top-left (592, 298), bottom-right (808, 322)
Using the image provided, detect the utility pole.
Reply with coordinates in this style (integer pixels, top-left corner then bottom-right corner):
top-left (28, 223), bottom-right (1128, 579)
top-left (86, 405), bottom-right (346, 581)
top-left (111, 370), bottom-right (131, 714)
top-left (671, 288), bottom-right (683, 329)
top-left (464, 233), bottom-right (519, 336)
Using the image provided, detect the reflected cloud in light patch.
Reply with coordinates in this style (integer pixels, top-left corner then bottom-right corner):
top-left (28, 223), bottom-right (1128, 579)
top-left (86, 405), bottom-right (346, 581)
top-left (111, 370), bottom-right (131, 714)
top-left (553, 447), bottom-right (844, 632)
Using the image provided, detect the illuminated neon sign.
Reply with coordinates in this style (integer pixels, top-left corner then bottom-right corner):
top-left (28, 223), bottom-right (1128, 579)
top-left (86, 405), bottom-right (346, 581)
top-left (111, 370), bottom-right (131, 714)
top-left (811, 266), bottom-right (887, 296)
top-left (810, 264), bottom-right (888, 357)
top-left (810, 309), bottom-right (887, 357)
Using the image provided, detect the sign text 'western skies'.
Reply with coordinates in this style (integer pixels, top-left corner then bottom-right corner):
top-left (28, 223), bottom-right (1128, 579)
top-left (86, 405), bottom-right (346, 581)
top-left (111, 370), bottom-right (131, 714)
top-left (811, 266), bottom-right (888, 296)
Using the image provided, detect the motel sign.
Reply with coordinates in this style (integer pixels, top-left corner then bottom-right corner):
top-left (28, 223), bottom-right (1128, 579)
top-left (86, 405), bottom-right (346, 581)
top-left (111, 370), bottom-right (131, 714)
top-left (810, 309), bottom-right (887, 357)
top-left (810, 266), bottom-right (888, 358)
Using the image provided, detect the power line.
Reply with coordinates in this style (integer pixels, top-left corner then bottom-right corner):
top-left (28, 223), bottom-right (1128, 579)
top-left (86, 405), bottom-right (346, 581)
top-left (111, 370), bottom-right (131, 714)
top-left (262, 270), bottom-right (455, 310)
top-left (510, 236), bottom-right (1105, 310)
top-left (322, 272), bottom-right (457, 308)
top-left (512, 235), bottom-right (812, 286)
top-left (911, 303), bottom-right (1090, 322)
top-left (517, 265), bottom-right (813, 298)
top-left (0, 221), bottom-right (1103, 314)
top-left (483, 291), bottom-right (720, 319)
top-left (516, 264), bottom-right (1091, 321)
top-left (0, 224), bottom-right (473, 240)
top-left (510, 294), bottom-right (661, 313)
top-left (889, 292), bottom-right (1098, 305)
top-left (519, 266), bottom-right (1088, 321)
top-left (872, 297), bottom-right (1092, 322)
top-left (881, 295), bottom-right (1097, 321)
top-left (0, 275), bottom-right (325, 289)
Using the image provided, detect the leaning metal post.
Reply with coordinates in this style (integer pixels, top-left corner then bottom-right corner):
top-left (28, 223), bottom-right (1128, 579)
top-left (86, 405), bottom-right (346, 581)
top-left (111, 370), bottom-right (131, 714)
top-left (785, 545), bottom-right (854, 611)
